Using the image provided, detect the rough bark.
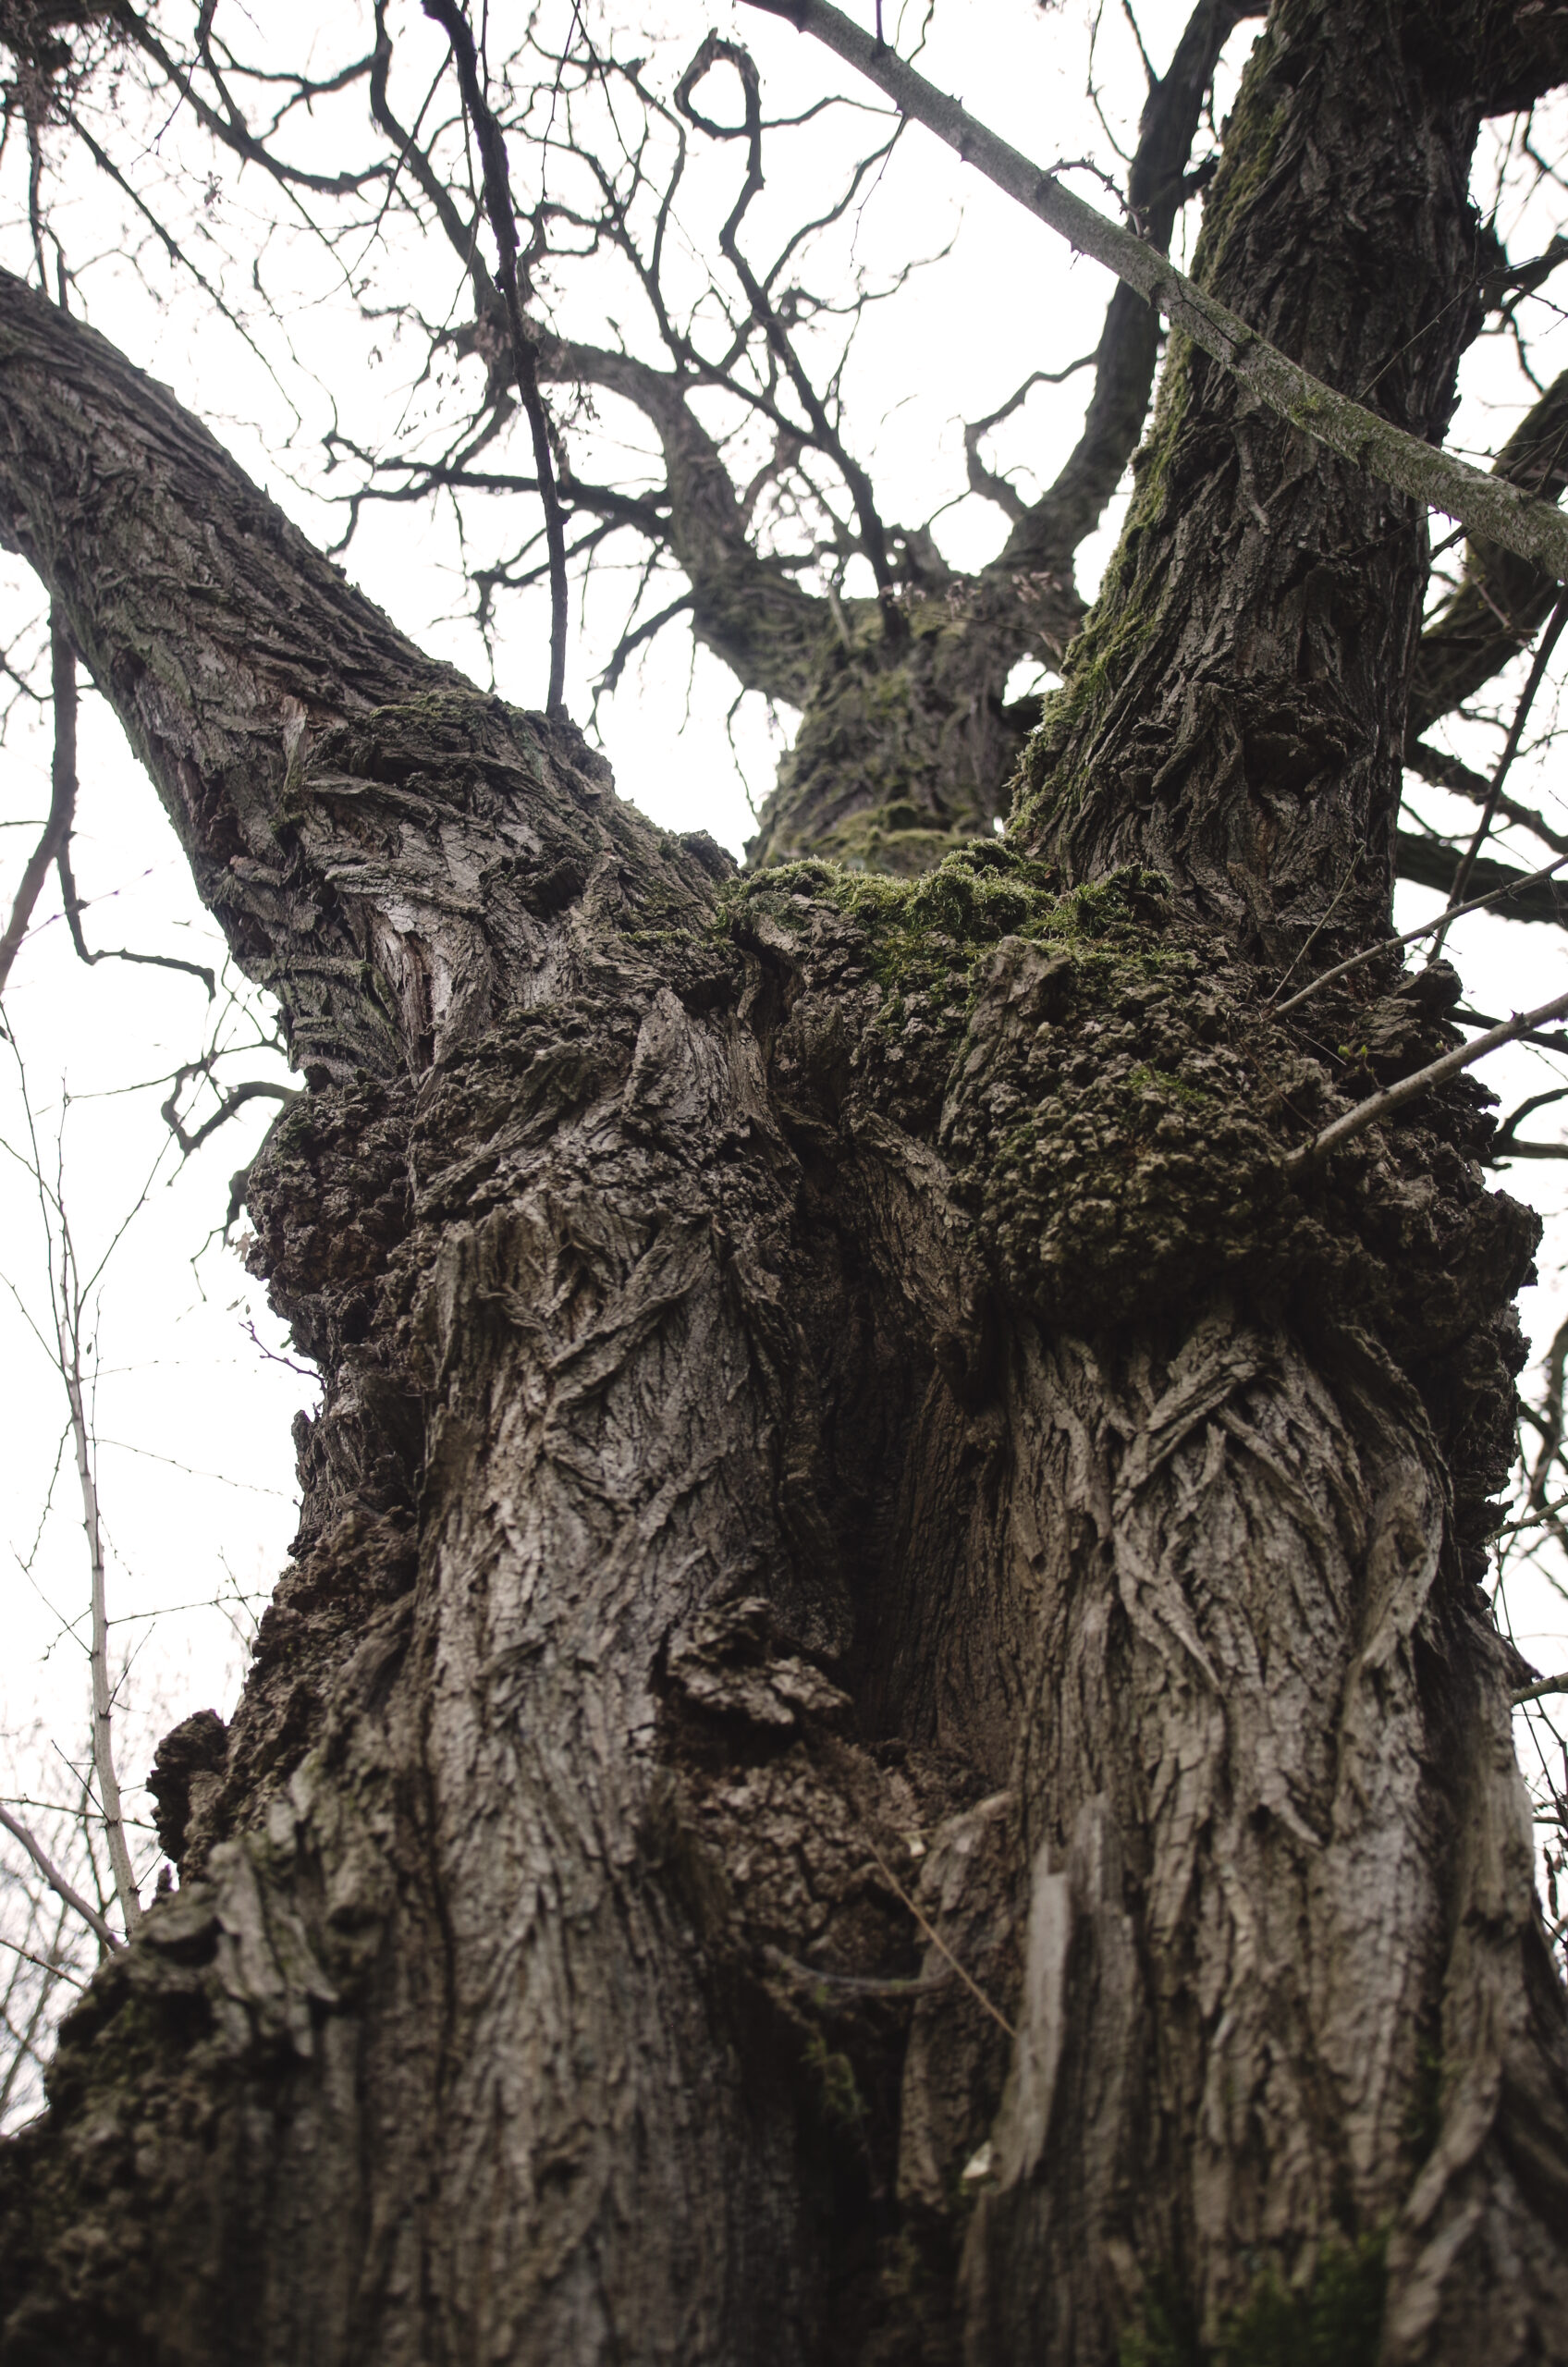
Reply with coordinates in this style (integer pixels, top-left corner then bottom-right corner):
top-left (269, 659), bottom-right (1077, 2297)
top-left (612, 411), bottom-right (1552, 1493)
top-left (739, 0), bottom-right (1259, 877)
top-left (2, 0), bottom-right (1567, 2359)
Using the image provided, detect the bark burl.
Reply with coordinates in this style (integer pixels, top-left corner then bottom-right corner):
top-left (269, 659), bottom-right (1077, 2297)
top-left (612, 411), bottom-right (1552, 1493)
top-left (2, 1), bottom-right (1567, 2361)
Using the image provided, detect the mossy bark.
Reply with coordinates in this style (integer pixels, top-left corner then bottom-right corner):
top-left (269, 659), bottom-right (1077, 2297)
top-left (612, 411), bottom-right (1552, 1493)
top-left (1019, 0), bottom-right (1494, 961)
top-left (2, 1), bottom-right (1567, 2359)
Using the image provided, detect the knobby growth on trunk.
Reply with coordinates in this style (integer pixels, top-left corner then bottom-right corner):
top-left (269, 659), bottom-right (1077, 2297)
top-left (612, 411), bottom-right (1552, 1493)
top-left (1, 1), bottom-right (1567, 2362)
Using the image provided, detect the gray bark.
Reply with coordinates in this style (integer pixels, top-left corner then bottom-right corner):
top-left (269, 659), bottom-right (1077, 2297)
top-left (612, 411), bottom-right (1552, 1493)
top-left (2, 0), bottom-right (1566, 2359)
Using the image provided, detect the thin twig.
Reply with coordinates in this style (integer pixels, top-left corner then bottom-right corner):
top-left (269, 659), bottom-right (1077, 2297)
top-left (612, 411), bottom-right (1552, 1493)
top-left (0, 1803), bottom-right (121, 1954)
top-left (56, 1262), bottom-right (141, 1934)
top-left (1273, 851), bottom-right (1568, 1015)
top-left (1495, 1491), bottom-right (1568, 1540)
top-left (862, 1836), bottom-right (1014, 2038)
top-left (0, 1933), bottom-right (87, 1992)
top-left (57, 842), bottom-right (216, 998)
top-left (1429, 586), bottom-right (1568, 957)
top-left (1289, 979), bottom-right (1568, 1172)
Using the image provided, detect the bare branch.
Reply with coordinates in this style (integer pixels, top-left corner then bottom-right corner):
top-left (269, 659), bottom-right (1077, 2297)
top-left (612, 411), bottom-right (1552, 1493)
top-left (744, 0), bottom-right (1568, 583)
top-left (0, 1801), bottom-right (120, 1954)
top-left (1428, 586), bottom-right (1568, 954)
top-left (1410, 368), bottom-right (1568, 740)
top-left (1274, 850), bottom-right (1568, 1015)
top-left (1495, 1087), bottom-right (1568, 1160)
top-left (1290, 979), bottom-right (1568, 1172)
top-left (1515, 1671), bottom-right (1568, 1706)
top-left (422, 0), bottom-right (570, 715)
top-left (676, 33), bottom-right (900, 625)
top-left (993, 0), bottom-right (1261, 578)
top-left (0, 606), bottom-right (75, 994)
top-left (55, 1245), bottom-right (141, 1935)
top-left (56, 840), bottom-right (216, 996)
top-left (160, 1067), bottom-right (297, 1159)
top-left (1405, 741), bottom-right (1568, 858)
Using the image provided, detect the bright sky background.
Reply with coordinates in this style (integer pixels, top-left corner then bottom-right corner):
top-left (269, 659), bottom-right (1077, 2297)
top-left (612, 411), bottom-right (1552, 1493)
top-left (1, 0), bottom-right (1564, 1994)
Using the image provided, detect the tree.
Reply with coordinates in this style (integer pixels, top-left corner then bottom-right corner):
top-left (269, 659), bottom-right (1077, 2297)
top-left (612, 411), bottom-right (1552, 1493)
top-left (1, 0), bottom-right (1567, 2359)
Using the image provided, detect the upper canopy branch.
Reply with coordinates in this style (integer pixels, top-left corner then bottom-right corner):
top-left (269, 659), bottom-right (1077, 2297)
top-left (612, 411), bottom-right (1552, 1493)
top-left (743, 0), bottom-right (1568, 586)
top-left (536, 333), bottom-right (830, 707)
top-left (988, 0), bottom-right (1261, 584)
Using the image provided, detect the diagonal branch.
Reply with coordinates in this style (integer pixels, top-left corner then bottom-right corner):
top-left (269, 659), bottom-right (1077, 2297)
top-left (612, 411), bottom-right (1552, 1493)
top-left (0, 1801), bottom-right (121, 1955)
top-left (1410, 370), bottom-right (1568, 742)
top-left (0, 606), bottom-right (76, 994)
top-left (1391, 833), bottom-right (1568, 926)
top-left (743, 0), bottom-right (1568, 583)
top-left (991, 0), bottom-right (1261, 581)
top-left (1428, 586), bottom-right (1568, 953)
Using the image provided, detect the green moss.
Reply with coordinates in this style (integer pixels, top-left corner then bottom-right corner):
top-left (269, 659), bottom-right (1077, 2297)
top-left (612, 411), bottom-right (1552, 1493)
top-left (803, 2026), bottom-right (865, 2134)
top-left (1184, 23), bottom-right (1285, 291)
top-left (1120, 2235), bottom-right (1387, 2367)
top-left (1014, 344), bottom-right (1194, 835)
top-left (724, 852), bottom-right (1317, 1331)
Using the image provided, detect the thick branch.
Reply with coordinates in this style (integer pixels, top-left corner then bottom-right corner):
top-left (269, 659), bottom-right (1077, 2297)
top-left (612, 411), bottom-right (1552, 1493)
top-left (538, 336), bottom-right (829, 706)
top-left (0, 269), bottom-right (718, 1077)
top-left (744, 0), bottom-right (1568, 583)
top-left (1392, 831), bottom-right (1568, 926)
top-left (1409, 370), bottom-right (1568, 740)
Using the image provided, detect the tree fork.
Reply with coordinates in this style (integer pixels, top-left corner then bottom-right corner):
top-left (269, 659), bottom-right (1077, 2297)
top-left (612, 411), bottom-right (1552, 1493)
top-left (2, 2), bottom-right (1568, 2361)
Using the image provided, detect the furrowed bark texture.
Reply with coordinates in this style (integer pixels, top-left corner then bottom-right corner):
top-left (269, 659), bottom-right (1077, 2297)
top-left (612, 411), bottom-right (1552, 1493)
top-left (2, 0), bottom-right (1567, 2359)
top-left (1019, 0), bottom-right (1504, 957)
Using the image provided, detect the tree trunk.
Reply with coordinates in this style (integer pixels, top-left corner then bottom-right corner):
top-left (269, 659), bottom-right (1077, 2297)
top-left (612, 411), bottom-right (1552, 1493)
top-left (3, 2), bottom-right (1567, 2361)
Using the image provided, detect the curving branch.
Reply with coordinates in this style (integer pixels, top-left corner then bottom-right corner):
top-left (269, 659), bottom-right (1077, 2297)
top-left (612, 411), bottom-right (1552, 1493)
top-left (675, 31), bottom-right (900, 622)
top-left (536, 335), bottom-right (829, 706)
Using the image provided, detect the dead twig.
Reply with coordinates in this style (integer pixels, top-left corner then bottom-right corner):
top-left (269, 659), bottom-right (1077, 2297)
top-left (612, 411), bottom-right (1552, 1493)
top-left (742, 0), bottom-right (1568, 580)
top-left (0, 1803), bottom-right (121, 1954)
top-left (1288, 980), bottom-right (1568, 1173)
top-left (1273, 851), bottom-right (1568, 1015)
top-left (0, 609), bottom-right (76, 995)
top-left (861, 1836), bottom-right (1014, 2039)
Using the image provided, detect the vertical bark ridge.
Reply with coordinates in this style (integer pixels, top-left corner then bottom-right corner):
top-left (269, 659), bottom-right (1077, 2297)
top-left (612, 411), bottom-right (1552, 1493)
top-left (1019, 0), bottom-right (1487, 958)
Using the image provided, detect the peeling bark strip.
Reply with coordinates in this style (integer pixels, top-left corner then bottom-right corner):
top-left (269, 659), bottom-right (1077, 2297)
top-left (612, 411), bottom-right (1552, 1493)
top-left (744, 0), bottom-right (1568, 582)
top-left (4, 0), bottom-right (1568, 2359)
